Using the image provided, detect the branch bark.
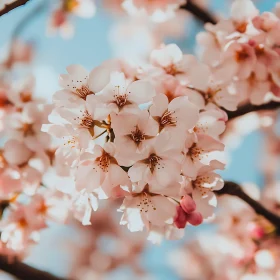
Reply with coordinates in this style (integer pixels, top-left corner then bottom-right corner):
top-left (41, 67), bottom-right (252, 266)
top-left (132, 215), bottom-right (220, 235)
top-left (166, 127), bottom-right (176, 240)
top-left (0, 0), bottom-right (30, 17)
top-left (226, 101), bottom-right (280, 121)
top-left (216, 181), bottom-right (280, 230)
top-left (180, 0), bottom-right (217, 25)
top-left (0, 255), bottom-right (70, 280)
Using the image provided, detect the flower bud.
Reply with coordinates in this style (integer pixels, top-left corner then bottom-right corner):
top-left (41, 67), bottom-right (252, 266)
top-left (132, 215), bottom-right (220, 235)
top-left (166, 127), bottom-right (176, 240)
top-left (186, 212), bottom-right (203, 226)
top-left (180, 195), bottom-right (196, 213)
top-left (174, 206), bottom-right (188, 229)
top-left (247, 222), bottom-right (265, 240)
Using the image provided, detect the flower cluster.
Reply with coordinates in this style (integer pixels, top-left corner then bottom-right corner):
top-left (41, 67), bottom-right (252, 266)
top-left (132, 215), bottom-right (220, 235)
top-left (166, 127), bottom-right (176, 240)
top-left (43, 42), bottom-right (227, 242)
top-left (0, 76), bottom-right (69, 255)
top-left (197, 0), bottom-right (280, 105)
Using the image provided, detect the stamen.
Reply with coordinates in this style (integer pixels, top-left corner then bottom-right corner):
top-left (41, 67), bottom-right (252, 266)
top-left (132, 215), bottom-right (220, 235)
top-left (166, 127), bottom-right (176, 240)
top-left (75, 110), bottom-right (95, 129)
top-left (75, 85), bottom-right (94, 100)
top-left (146, 153), bottom-right (162, 173)
top-left (95, 151), bottom-right (111, 173)
top-left (130, 126), bottom-right (145, 145)
top-left (160, 110), bottom-right (177, 127)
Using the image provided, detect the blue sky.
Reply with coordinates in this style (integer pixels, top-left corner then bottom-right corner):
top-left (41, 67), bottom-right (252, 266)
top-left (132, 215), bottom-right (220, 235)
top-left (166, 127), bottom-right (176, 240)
top-left (0, 0), bottom-right (278, 279)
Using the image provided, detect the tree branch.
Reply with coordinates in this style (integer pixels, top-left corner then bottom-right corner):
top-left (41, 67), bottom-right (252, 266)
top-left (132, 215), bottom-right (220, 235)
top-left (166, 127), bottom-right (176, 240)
top-left (226, 101), bottom-right (280, 121)
top-left (180, 0), bottom-right (217, 25)
top-left (0, 0), bottom-right (30, 17)
top-left (0, 255), bottom-right (70, 280)
top-left (216, 181), bottom-right (280, 230)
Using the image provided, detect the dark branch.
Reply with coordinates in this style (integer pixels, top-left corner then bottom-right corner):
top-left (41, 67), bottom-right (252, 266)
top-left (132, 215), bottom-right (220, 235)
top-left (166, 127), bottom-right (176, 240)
top-left (226, 101), bottom-right (280, 121)
top-left (180, 0), bottom-right (217, 25)
top-left (0, 0), bottom-right (30, 17)
top-left (216, 181), bottom-right (280, 230)
top-left (0, 255), bottom-right (70, 280)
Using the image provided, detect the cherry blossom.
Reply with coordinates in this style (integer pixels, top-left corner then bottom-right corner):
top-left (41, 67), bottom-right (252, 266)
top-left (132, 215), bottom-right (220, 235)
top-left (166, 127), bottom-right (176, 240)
top-left (150, 93), bottom-right (199, 133)
top-left (111, 111), bottom-right (158, 165)
top-left (186, 167), bottom-right (224, 218)
top-left (75, 143), bottom-right (130, 197)
top-left (128, 132), bottom-right (183, 188)
top-left (182, 133), bottom-right (225, 178)
top-left (88, 71), bottom-right (155, 119)
top-left (53, 64), bottom-right (111, 107)
top-left (119, 181), bottom-right (179, 232)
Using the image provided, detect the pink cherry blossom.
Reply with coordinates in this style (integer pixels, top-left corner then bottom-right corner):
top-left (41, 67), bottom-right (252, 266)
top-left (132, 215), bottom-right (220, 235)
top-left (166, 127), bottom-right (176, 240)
top-left (194, 109), bottom-right (227, 139)
top-left (88, 71), bottom-right (155, 119)
top-left (185, 57), bottom-right (239, 111)
top-left (128, 132), bottom-right (183, 187)
top-left (150, 44), bottom-right (193, 80)
top-left (185, 167), bottom-right (224, 218)
top-left (53, 64), bottom-right (111, 107)
top-left (182, 133), bottom-right (225, 179)
top-left (111, 111), bottom-right (158, 165)
top-left (120, 181), bottom-right (179, 232)
top-left (150, 93), bottom-right (199, 133)
top-left (75, 143), bottom-right (130, 197)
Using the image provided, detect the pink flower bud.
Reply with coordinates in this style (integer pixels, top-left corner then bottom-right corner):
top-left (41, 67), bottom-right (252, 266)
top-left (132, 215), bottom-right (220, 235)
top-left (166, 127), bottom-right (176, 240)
top-left (174, 206), bottom-right (188, 229)
top-left (180, 195), bottom-right (196, 213)
top-left (247, 222), bottom-right (265, 239)
top-left (186, 212), bottom-right (203, 226)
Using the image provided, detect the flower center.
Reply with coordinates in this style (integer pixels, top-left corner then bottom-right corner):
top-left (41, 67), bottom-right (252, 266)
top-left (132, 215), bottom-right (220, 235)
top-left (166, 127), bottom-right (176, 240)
top-left (76, 85), bottom-right (94, 100)
top-left (21, 123), bottom-right (35, 137)
top-left (96, 152), bottom-right (111, 172)
top-left (75, 110), bottom-right (95, 129)
top-left (130, 126), bottom-right (145, 145)
top-left (114, 94), bottom-right (128, 109)
top-left (187, 144), bottom-right (203, 161)
top-left (18, 217), bottom-right (28, 228)
top-left (146, 153), bottom-right (162, 173)
top-left (63, 136), bottom-right (77, 148)
top-left (20, 91), bottom-right (32, 103)
top-left (136, 193), bottom-right (157, 213)
top-left (164, 64), bottom-right (179, 76)
top-left (193, 175), bottom-right (214, 196)
top-left (160, 110), bottom-right (176, 128)
top-left (0, 94), bottom-right (12, 108)
top-left (235, 49), bottom-right (250, 62)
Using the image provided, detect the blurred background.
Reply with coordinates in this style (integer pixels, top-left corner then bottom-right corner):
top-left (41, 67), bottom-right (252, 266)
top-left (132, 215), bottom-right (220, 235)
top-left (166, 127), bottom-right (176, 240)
top-left (0, 0), bottom-right (278, 279)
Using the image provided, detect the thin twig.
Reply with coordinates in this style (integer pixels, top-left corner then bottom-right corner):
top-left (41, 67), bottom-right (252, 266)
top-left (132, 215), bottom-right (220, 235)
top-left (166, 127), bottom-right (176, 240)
top-left (0, 255), bottom-right (70, 280)
top-left (180, 0), bottom-right (217, 25)
top-left (226, 102), bottom-right (280, 121)
top-left (216, 181), bottom-right (280, 231)
top-left (0, 0), bottom-right (30, 17)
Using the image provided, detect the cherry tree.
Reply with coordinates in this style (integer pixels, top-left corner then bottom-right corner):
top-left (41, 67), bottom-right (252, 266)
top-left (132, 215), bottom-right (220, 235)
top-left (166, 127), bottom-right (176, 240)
top-left (0, 0), bottom-right (280, 279)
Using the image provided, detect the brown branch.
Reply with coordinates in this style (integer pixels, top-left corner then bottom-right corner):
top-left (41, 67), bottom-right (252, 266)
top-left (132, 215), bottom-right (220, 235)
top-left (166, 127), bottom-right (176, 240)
top-left (0, 255), bottom-right (70, 280)
top-left (216, 181), bottom-right (280, 231)
top-left (180, 0), bottom-right (217, 25)
top-left (0, 0), bottom-right (30, 17)
top-left (226, 101), bottom-right (280, 121)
